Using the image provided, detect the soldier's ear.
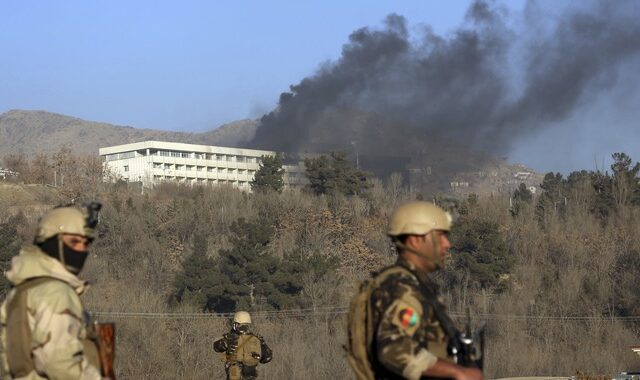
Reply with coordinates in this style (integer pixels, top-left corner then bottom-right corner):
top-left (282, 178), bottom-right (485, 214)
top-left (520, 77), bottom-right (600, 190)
top-left (404, 235), bottom-right (423, 248)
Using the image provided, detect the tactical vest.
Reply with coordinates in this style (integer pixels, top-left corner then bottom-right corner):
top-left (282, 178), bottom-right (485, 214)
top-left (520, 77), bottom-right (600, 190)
top-left (4, 277), bottom-right (60, 378)
top-left (346, 266), bottom-right (409, 380)
top-left (3, 277), bottom-right (101, 378)
top-left (232, 334), bottom-right (261, 367)
top-left (226, 334), bottom-right (261, 380)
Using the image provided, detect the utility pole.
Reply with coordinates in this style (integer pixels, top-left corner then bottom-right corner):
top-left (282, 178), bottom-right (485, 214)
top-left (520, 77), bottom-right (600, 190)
top-left (351, 141), bottom-right (359, 169)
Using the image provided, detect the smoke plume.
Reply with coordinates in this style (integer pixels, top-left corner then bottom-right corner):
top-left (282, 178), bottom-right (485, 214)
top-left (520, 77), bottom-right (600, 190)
top-left (250, 0), bottom-right (640, 174)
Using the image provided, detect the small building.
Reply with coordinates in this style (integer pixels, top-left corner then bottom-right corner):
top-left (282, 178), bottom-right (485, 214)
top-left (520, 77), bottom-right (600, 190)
top-left (0, 168), bottom-right (18, 180)
top-left (99, 141), bottom-right (306, 191)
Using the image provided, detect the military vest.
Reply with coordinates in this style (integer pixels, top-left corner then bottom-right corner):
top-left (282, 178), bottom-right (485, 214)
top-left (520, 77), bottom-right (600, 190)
top-left (3, 276), bottom-right (100, 378)
top-left (231, 334), bottom-right (261, 367)
top-left (4, 277), bottom-right (65, 377)
top-left (346, 266), bottom-right (409, 380)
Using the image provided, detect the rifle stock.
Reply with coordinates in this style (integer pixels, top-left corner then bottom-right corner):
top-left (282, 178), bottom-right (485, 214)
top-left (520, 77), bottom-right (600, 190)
top-left (94, 322), bottom-right (116, 379)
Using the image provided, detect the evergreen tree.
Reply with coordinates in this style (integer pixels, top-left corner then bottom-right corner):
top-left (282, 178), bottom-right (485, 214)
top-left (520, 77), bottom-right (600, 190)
top-left (610, 152), bottom-right (640, 207)
top-left (175, 215), bottom-right (338, 313)
top-left (304, 151), bottom-right (370, 196)
top-left (251, 154), bottom-right (285, 193)
top-left (173, 231), bottom-right (222, 311)
top-left (510, 183), bottom-right (532, 216)
top-left (535, 172), bottom-right (566, 224)
top-left (449, 216), bottom-right (511, 290)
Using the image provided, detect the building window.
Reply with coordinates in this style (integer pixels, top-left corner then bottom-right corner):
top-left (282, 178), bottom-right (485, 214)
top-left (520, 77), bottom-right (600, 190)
top-left (197, 166), bottom-right (204, 171)
top-left (124, 165), bottom-right (129, 172)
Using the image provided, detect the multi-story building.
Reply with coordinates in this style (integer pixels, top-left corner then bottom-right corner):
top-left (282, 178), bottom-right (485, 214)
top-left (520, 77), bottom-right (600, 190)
top-left (99, 141), bottom-right (306, 191)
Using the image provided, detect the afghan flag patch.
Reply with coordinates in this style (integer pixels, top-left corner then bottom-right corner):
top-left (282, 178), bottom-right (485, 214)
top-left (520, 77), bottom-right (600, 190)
top-left (399, 308), bottom-right (419, 327)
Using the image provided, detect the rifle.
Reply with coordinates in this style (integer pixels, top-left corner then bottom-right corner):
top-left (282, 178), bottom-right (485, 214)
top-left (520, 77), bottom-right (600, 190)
top-left (94, 322), bottom-right (116, 379)
top-left (418, 279), bottom-right (485, 371)
top-left (448, 309), bottom-right (485, 370)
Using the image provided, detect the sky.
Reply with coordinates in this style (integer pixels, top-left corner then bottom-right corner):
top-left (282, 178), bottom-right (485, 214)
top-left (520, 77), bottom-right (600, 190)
top-left (1, 0), bottom-right (638, 173)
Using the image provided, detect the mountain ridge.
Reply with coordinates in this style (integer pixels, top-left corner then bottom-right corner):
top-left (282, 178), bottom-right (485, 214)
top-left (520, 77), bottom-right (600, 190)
top-left (0, 109), bottom-right (258, 156)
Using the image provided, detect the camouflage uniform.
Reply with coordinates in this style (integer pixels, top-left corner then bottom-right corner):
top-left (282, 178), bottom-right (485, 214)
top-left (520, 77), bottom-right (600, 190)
top-left (213, 330), bottom-right (272, 380)
top-left (0, 245), bottom-right (103, 380)
top-left (369, 258), bottom-right (450, 380)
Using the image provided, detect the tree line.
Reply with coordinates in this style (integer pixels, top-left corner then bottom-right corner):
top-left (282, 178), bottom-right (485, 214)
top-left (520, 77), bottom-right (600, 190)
top-left (1, 151), bottom-right (639, 377)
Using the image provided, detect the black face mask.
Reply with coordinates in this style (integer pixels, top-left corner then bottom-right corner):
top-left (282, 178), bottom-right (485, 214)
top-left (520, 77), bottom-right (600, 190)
top-left (233, 323), bottom-right (250, 334)
top-left (39, 236), bottom-right (89, 275)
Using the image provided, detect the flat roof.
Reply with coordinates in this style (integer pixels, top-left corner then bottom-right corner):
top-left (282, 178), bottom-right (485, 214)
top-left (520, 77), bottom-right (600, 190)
top-left (98, 140), bottom-right (276, 157)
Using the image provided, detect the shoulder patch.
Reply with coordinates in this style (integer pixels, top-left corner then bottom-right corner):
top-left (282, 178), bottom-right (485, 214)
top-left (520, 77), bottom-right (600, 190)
top-left (387, 298), bottom-right (423, 336)
top-left (399, 307), bottom-right (419, 328)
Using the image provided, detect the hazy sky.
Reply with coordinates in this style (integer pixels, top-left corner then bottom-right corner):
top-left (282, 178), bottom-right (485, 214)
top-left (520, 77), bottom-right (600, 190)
top-left (1, 0), bottom-right (638, 173)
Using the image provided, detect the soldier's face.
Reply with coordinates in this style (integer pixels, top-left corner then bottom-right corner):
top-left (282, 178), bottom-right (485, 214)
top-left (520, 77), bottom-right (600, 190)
top-left (411, 230), bottom-right (451, 271)
top-left (61, 234), bottom-right (91, 253)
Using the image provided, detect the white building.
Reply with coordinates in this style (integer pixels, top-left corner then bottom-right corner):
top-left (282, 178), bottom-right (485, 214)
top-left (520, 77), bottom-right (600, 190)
top-left (99, 141), bottom-right (306, 191)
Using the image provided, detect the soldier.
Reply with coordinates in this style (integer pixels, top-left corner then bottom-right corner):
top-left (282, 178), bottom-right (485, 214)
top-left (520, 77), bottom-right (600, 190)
top-left (0, 203), bottom-right (109, 379)
top-left (347, 201), bottom-right (483, 380)
top-left (213, 311), bottom-right (272, 380)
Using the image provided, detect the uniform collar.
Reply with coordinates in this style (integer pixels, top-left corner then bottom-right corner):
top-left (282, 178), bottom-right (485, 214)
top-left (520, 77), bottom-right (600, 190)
top-left (397, 257), bottom-right (439, 292)
top-left (5, 244), bottom-right (89, 294)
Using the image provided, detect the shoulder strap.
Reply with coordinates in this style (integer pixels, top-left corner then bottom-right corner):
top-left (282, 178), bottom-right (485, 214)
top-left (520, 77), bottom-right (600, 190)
top-left (415, 280), bottom-right (461, 353)
top-left (5, 277), bottom-right (65, 377)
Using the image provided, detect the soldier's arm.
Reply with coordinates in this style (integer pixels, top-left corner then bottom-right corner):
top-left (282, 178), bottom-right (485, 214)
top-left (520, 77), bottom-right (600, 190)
top-left (374, 288), bottom-right (439, 380)
top-left (422, 360), bottom-right (483, 380)
top-left (213, 334), bottom-right (229, 352)
top-left (29, 282), bottom-right (102, 380)
top-left (258, 336), bottom-right (272, 364)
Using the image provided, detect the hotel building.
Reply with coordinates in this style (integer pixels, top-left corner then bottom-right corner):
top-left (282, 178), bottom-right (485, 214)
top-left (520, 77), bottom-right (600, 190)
top-left (99, 141), bottom-right (306, 191)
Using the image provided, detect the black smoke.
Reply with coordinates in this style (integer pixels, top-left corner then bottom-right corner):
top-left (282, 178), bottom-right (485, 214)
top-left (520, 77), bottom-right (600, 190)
top-left (250, 0), bottom-right (640, 175)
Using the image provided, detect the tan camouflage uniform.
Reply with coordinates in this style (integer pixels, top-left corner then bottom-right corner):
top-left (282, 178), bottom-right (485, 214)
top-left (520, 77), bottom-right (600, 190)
top-left (370, 258), bottom-right (451, 380)
top-left (0, 245), bottom-right (103, 380)
top-left (213, 330), bottom-right (273, 380)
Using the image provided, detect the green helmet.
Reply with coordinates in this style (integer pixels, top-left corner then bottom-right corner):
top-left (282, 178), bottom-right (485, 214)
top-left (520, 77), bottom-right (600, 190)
top-left (387, 201), bottom-right (452, 237)
top-left (34, 204), bottom-right (100, 243)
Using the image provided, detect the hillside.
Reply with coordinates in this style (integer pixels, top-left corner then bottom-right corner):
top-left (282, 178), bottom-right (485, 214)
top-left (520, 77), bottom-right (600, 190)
top-left (1, 174), bottom-right (639, 378)
top-left (0, 109), bottom-right (258, 156)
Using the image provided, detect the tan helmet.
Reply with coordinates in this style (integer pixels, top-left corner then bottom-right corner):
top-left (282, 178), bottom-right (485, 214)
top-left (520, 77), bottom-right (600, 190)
top-left (34, 206), bottom-right (96, 243)
top-left (387, 201), bottom-right (452, 237)
top-left (233, 311), bottom-right (252, 325)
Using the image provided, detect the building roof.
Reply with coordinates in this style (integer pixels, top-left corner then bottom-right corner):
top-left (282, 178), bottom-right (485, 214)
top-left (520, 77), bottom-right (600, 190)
top-left (98, 140), bottom-right (276, 157)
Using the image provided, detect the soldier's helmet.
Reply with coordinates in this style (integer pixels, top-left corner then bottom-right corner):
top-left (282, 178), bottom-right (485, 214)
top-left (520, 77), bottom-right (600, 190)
top-left (34, 203), bottom-right (100, 243)
top-left (233, 311), bottom-right (252, 325)
top-left (387, 201), bottom-right (452, 237)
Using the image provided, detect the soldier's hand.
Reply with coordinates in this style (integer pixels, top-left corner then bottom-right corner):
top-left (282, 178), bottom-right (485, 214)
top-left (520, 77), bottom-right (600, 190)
top-left (454, 367), bottom-right (483, 380)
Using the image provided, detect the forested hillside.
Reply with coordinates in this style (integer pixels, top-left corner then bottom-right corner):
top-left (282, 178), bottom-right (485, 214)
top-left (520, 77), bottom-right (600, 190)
top-left (1, 152), bottom-right (639, 379)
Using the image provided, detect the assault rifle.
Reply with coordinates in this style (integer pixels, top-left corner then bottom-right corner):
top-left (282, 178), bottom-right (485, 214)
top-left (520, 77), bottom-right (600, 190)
top-left (449, 317), bottom-right (486, 370)
top-left (417, 279), bottom-right (486, 371)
